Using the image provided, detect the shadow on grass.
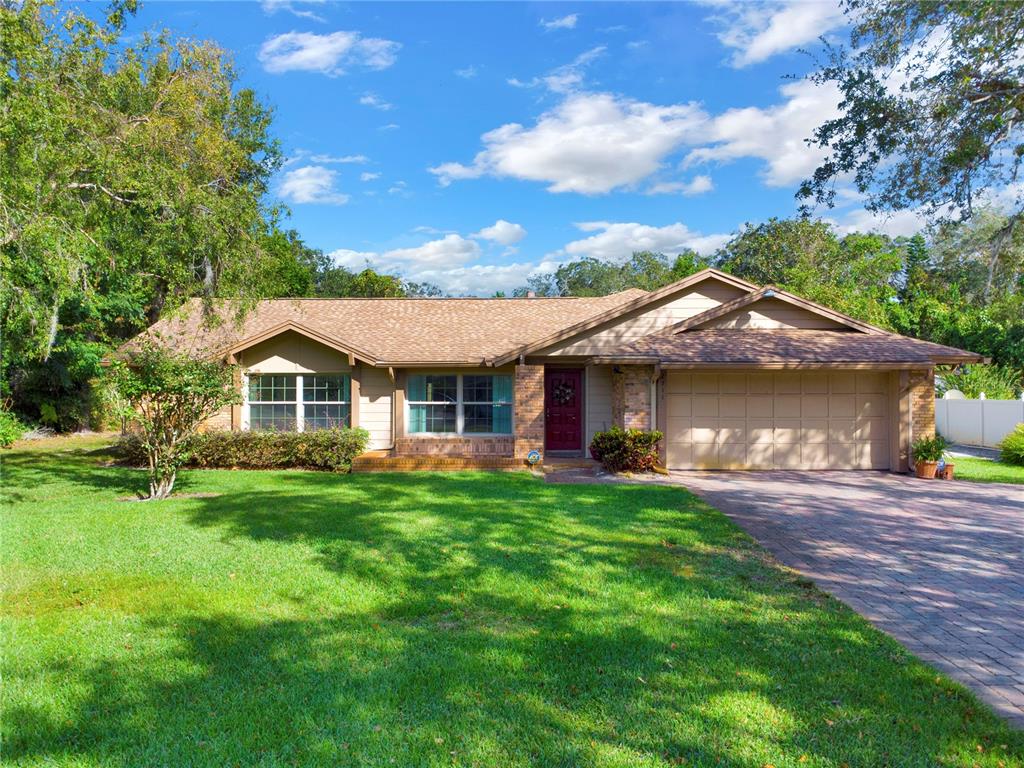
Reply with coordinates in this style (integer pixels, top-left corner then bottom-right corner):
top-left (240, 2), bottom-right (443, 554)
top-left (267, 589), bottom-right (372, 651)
top-left (5, 463), bottom-right (1023, 766)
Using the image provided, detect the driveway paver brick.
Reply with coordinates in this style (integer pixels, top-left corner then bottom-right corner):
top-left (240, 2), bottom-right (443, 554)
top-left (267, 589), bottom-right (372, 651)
top-left (676, 470), bottom-right (1024, 729)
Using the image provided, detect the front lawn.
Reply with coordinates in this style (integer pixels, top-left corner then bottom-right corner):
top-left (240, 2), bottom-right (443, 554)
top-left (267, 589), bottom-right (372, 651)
top-left (953, 456), bottom-right (1024, 485)
top-left (3, 438), bottom-right (1022, 767)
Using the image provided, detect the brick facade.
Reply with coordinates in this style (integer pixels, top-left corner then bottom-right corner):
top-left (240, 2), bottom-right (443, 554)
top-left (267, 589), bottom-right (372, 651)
top-left (612, 365), bottom-right (654, 431)
top-left (513, 363), bottom-right (545, 459)
top-left (200, 404), bottom-right (233, 432)
top-left (395, 436), bottom-right (513, 456)
top-left (909, 367), bottom-right (936, 440)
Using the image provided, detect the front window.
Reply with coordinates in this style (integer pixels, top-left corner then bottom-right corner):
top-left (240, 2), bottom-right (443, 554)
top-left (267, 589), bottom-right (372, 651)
top-left (407, 374), bottom-right (512, 435)
top-left (247, 373), bottom-right (351, 432)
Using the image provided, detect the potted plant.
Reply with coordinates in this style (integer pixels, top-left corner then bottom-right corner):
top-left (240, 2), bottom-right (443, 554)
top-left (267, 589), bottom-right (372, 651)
top-left (911, 434), bottom-right (948, 479)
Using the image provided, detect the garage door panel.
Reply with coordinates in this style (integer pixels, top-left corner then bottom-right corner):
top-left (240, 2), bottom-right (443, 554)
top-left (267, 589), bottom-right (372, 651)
top-left (692, 442), bottom-right (719, 468)
top-left (774, 419), bottom-right (801, 443)
top-left (802, 395), bottom-right (829, 418)
top-left (718, 419), bottom-right (747, 444)
top-left (829, 395), bottom-right (856, 418)
top-left (856, 417), bottom-right (886, 440)
top-left (748, 419), bottom-right (774, 444)
top-left (719, 443), bottom-right (747, 467)
top-left (692, 395), bottom-right (719, 416)
top-left (666, 374), bottom-right (692, 394)
top-left (692, 374), bottom-right (719, 394)
top-left (802, 443), bottom-right (830, 468)
top-left (801, 419), bottom-right (829, 443)
top-left (774, 396), bottom-right (802, 418)
top-left (666, 416), bottom-right (692, 443)
top-left (857, 394), bottom-right (886, 418)
top-left (664, 371), bottom-right (889, 470)
top-left (667, 394), bottom-right (692, 417)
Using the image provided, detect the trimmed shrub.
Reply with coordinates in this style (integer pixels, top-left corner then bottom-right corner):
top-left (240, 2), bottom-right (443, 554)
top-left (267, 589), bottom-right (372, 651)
top-left (116, 428), bottom-right (370, 473)
top-left (589, 427), bottom-right (663, 473)
top-left (0, 407), bottom-right (27, 448)
top-left (999, 423), bottom-right (1024, 466)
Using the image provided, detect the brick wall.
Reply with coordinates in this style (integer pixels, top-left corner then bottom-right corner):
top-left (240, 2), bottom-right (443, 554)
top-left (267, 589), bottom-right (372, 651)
top-left (395, 437), bottom-right (513, 456)
top-left (514, 363), bottom-right (545, 459)
top-left (612, 365), bottom-right (654, 431)
top-left (909, 367), bottom-right (935, 439)
top-left (200, 404), bottom-right (233, 432)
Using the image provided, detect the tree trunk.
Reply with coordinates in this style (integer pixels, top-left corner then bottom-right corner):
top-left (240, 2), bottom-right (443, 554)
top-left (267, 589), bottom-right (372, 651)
top-left (149, 470), bottom-right (176, 500)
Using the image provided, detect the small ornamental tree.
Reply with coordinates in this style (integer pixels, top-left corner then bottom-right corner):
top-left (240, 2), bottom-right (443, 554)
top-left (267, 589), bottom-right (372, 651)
top-left (109, 344), bottom-right (239, 499)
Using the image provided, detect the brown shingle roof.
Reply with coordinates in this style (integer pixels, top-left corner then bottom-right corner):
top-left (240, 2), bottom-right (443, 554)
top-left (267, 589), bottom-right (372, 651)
top-left (596, 329), bottom-right (985, 366)
top-left (129, 290), bottom-right (648, 365)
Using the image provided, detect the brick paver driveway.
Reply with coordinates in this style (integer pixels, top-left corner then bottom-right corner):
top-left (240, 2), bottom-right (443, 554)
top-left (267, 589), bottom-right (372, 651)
top-left (678, 471), bottom-right (1024, 729)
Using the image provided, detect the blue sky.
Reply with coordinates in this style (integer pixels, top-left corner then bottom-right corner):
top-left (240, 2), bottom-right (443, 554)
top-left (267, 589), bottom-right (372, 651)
top-left (113, 0), bottom-right (922, 294)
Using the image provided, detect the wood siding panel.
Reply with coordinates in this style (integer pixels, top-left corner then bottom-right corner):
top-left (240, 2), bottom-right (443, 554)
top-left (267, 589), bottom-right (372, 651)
top-left (695, 298), bottom-right (848, 330)
top-left (546, 283), bottom-right (748, 355)
top-left (242, 330), bottom-right (352, 373)
top-left (359, 365), bottom-right (394, 450)
top-left (586, 365), bottom-right (614, 448)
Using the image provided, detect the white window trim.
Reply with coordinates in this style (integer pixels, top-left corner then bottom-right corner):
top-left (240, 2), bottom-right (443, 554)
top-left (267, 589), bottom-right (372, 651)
top-left (243, 372), bottom-right (351, 433)
top-left (406, 373), bottom-right (513, 437)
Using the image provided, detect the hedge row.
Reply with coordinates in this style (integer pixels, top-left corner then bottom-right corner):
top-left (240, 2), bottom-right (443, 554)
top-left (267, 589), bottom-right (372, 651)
top-left (116, 428), bottom-right (370, 473)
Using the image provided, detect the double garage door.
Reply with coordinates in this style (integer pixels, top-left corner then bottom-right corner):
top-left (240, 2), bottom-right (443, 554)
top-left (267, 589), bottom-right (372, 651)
top-left (665, 371), bottom-right (891, 470)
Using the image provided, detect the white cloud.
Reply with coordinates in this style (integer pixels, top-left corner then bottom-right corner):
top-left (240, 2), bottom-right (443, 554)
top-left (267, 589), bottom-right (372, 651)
top-left (472, 219), bottom-right (527, 246)
top-left (647, 175), bottom-right (714, 196)
top-left (359, 92), bottom-right (394, 111)
top-left (709, 0), bottom-right (846, 68)
top-left (627, 40), bottom-right (648, 50)
top-left (430, 92), bottom-right (707, 194)
top-left (279, 165), bottom-right (350, 205)
top-left (540, 14), bottom-right (579, 30)
top-left (507, 46), bottom-right (605, 94)
top-left (258, 31), bottom-right (400, 76)
top-left (387, 180), bottom-right (410, 196)
top-left (283, 149), bottom-right (368, 167)
top-left (359, 172), bottom-right (381, 182)
top-left (684, 79), bottom-right (841, 186)
top-left (260, 0), bottom-right (325, 22)
top-left (832, 207), bottom-right (926, 238)
top-left (555, 221), bottom-right (730, 261)
top-left (379, 123), bottom-right (400, 131)
top-left (454, 65), bottom-right (478, 79)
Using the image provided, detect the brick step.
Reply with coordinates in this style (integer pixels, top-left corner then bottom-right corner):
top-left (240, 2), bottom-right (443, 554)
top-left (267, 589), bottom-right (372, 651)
top-left (351, 454), bottom-right (528, 473)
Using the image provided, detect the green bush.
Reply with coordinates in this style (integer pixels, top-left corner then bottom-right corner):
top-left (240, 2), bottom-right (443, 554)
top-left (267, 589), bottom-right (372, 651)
top-left (911, 433), bottom-right (948, 464)
top-left (589, 427), bottom-right (663, 473)
top-left (116, 428), bottom-right (370, 473)
top-left (999, 423), bottom-right (1024, 466)
top-left (937, 364), bottom-right (1022, 399)
top-left (0, 407), bottom-right (27, 448)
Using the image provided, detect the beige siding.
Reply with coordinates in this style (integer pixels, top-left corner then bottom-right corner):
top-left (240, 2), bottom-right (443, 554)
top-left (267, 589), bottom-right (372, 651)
top-left (241, 330), bottom-right (351, 373)
top-left (359, 365), bottom-right (393, 450)
top-left (585, 364), bottom-right (614, 447)
top-left (546, 282), bottom-right (748, 355)
top-left (696, 298), bottom-right (847, 330)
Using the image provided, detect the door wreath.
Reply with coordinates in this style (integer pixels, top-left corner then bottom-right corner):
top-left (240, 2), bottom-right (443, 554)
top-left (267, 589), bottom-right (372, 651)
top-left (552, 380), bottom-right (575, 405)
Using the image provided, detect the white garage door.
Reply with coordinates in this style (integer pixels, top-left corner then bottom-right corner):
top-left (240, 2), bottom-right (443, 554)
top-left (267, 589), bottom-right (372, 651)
top-left (665, 371), bottom-right (890, 470)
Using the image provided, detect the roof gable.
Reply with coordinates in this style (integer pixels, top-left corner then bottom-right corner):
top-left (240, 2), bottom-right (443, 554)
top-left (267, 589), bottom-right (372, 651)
top-left (663, 286), bottom-right (888, 335)
top-left (492, 269), bottom-right (760, 365)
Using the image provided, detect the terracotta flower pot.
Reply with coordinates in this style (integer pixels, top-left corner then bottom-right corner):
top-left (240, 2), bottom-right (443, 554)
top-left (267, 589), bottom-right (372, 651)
top-left (940, 464), bottom-right (955, 480)
top-left (915, 461), bottom-right (939, 479)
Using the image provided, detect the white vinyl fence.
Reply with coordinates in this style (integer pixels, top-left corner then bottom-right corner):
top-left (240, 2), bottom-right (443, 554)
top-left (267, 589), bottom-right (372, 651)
top-left (935, 398), bottom-right (1024, 448)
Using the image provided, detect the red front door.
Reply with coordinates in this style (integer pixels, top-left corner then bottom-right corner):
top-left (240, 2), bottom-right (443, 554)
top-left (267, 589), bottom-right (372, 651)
top-left (545, 369), bottom-right (583, 451)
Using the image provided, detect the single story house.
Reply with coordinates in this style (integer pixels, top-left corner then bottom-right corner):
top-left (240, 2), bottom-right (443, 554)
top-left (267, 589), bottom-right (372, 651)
top-left (130, 268), bottom-right (982, 471)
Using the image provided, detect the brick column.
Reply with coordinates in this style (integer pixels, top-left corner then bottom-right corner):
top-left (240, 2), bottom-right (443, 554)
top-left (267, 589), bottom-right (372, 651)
top-left (909, 367), bottom-right (935, 439)
top-left (612, 365), bottom-right (654, 431)
top-left (514, 363), bottom-right (545, 459)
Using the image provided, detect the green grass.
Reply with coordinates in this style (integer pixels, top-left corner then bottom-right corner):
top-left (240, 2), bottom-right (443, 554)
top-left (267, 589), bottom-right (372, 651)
top-left (3, 437), bottom-right (1022, 768)
top-left (952, 456), bottom-right (1024, 484)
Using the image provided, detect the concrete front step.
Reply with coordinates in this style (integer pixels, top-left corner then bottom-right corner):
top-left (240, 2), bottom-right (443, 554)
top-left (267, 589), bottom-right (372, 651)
top-left (351, 453), bottom-right (528, 473)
